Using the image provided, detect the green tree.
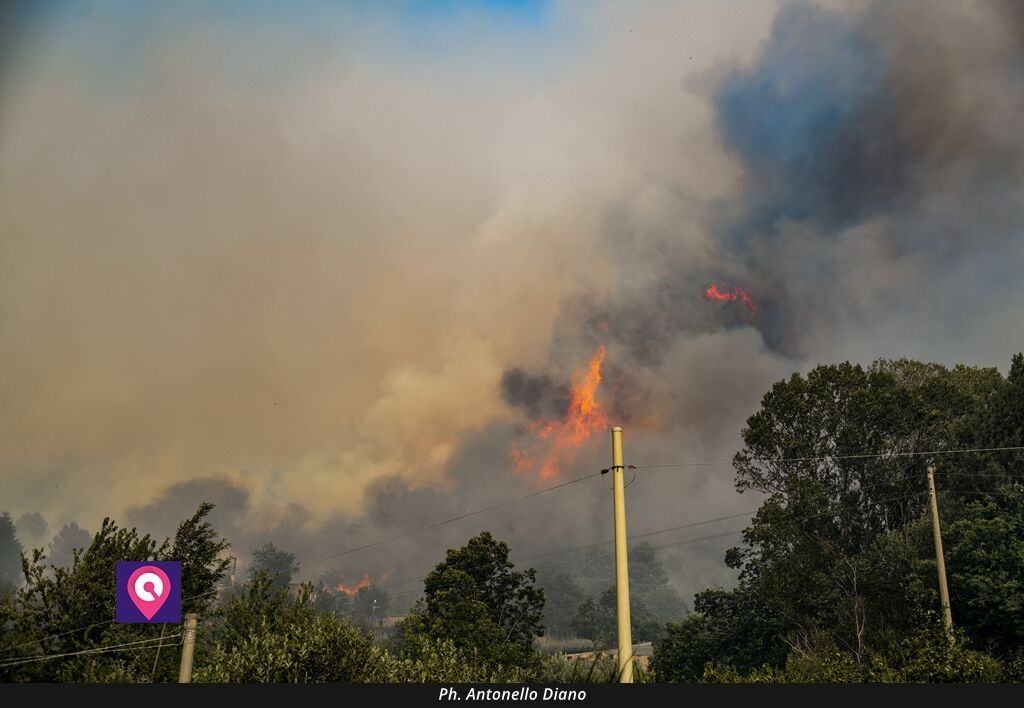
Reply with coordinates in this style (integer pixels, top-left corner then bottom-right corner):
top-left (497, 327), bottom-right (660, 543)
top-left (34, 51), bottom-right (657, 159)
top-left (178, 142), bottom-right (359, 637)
top-left (570, 586), bottom-right (663, 647)
top-left (352, 585), bottom-right (390, 628)
top-left (651, 613), bottom-right (715, 682)
top-left (196, 576), bottom-right (380, 683)
top-left (652, 585), bottom-right (787, 681)
top-left (248, 542), bottom-right (298, 589)
top-left (655, 355), bottom-right (1024, 682)
top-left (696, 623), bottom-right (1007, 684)
top-left (47, 522), bottom-right (91, 568)
top-left (311, 571), bottom-right (354, 615)
top-left (0, 512), bottom-right (23, 597)
top-left (0, 504), bottom-right (230, 682)
top-left (537, 570), bottom-right (586, 636)
top-left (629, 543), bottom-right (687, 621)
top-left (945, 483), bottom-right (1024, 656)
top-left (400, 532), bottom-right (544, 670)
top-left (728, 360), bottom-right (1000, 653)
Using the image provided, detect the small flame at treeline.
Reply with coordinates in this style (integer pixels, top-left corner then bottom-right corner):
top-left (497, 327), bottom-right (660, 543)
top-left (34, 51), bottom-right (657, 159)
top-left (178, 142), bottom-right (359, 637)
top-left (327, 571), bottom-right (391, 596)
top-left (509, 345), bottom-right (611, 481)
top-left (704, 283), bottom-right (756, 312)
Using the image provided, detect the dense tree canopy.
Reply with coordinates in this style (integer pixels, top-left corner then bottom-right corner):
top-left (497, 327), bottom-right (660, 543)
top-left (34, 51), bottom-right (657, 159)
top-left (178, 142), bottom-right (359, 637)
top-left (0, 514), bottom-right (23, 598)
top-left (399, 532), bottom-right (545, 671)
top-left (571, 586), bottom-right (663, 647)
top-left (536, 570), bottom-right (586, 636)
top-left (247, 543), bottom-right (299, 590)
top-left (46, 522), bottom-right (92, 569)
top-left (0, 503), bottom-right (230, 682)
top-left (653, 355), bottom-right (1024, 682)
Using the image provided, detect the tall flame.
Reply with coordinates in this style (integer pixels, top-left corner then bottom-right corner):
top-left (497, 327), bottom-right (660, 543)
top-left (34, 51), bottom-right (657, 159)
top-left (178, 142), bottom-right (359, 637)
top-left (704, 283), bottom-right (756, 312)
top-left (509, 345), bottom-right (611, 480)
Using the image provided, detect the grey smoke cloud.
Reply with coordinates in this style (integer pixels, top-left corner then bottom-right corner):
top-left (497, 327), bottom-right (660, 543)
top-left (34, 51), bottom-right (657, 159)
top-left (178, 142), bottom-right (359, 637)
top-left (1, 1), bottom-right (1022, 606)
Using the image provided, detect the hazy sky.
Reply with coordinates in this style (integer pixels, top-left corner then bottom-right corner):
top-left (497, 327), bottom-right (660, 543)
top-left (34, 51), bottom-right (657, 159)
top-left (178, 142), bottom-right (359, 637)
top-left (2, 1), bottom-right (1022, 589)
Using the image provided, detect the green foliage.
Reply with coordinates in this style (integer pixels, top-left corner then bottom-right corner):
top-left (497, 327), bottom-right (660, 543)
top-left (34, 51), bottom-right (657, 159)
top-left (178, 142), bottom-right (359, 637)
top-left (944, 483), bottom-right (1024, 656)
top-left (571, 586), bottom-right (662, 647)
top-left (557, 542), bottom-right (685, 629)
top-left (723, 361), bottom-right (971, 657)
top-left (352, 585), bottom-right (390, 629)
top-left (650, 613), bottom-right (713, 682)
top-left (385, 634), bottom-right (545, 683)
top-left (399, 532), bottom-right (544, 671)
top-left (652, 586), bottom-right (786, 682)
top-left (700, 624), bottom-right (1005, 683)
top-left (539, 652), bottom-right (653, 683)
top-left (654, 355), bottom-right (1024, 683)
top-left (0, 503), bottom-right (230, 682)
top-left (311, 571), bottom-right (353, 615)
top-left (195, 580), bottom-right (378, 683)
top-left (627, 543), bottom-right (687, 621)
top-left (868, 624), bottom-right (1004, 683)
top-left (247, 543), bottom-right (298, 589)
top-left (46, 522), bottom-right (91, 568)
top-left (536, 570), bottom-right (586, 636)
top-left (0, 513), bottom-right (23, 597)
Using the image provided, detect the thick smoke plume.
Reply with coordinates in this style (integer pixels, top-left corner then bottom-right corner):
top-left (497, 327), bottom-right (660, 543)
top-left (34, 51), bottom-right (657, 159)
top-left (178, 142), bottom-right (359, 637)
top-left (2, 1), bottom-right (1023, 605)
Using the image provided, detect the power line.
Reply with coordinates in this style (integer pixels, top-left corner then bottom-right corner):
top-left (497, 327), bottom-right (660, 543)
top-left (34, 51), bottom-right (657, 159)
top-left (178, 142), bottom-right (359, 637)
top-left (322, 468), bottom-right (1014, 598)
top-left (531, 490), bottom-right (929, 575)
top-left (2, 470), bottom-right (601, 657)
top-left (633, 445), bottom-right (1024, 469)
top-left (359, 509), bottom-right (760, 594)
top-left (9, 449), bottom-right (1016, 659)
top-left (0, 587), bottom-right (220, 656)
top-left (372, 467), bottom-right (954, 594)
top-left (383, 527), bottom-right (751, 603)
top-left (294, 469), bottom-right (602, 572)
top-left (0, 634), bottom-right (181, 669)
top-left (370, 489), bottom-right (931, 603)
top-left (0, 619), bottom-right (118, 656)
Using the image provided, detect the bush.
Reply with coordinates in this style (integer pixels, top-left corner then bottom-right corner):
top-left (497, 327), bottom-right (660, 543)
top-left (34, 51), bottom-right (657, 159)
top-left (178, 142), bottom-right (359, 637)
top-left (196, 603), bottom-right (378, 682)
top-left (866, 625), bottom-right (1004, 683)
top-left (698, 622), bottom-right (1010, 683)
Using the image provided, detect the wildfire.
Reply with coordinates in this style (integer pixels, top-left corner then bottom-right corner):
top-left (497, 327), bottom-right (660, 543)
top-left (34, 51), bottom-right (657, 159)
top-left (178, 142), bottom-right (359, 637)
top-left (704, 283), bottom-right (756, 313)
top-left (334, 573), bottom-right (372, 596)
top-left (510, 345), bottom-right (611, 480)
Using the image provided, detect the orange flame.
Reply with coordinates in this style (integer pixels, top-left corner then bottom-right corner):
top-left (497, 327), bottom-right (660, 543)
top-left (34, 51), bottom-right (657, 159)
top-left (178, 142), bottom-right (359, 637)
top-left (704, 283), bottom-right (756, 312)
top-left (334, 573), bottom-right (372, 596)
top-left (510, 345), bottom-right (611, 480)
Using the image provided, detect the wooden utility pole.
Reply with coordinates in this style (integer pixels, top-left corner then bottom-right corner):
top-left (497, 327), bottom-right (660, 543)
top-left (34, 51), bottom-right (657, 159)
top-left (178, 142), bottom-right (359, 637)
top-left (178, 613), bottom-right (198, 684)
top-left (926, 463), bottom-right (953, 635)
top-left (610, 427), bottom-right (634, 683)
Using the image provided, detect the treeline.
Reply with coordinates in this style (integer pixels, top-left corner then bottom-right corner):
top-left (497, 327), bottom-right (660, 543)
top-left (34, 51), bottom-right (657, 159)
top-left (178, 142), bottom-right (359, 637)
top-left (537, 542), bottom-right (687, 648)
top-left (0, 510), bottom-right (627, 682)
top-left (2, 354), bottom-right (1024, 682)
top-left (652, 356), bottom-right (1024, 682)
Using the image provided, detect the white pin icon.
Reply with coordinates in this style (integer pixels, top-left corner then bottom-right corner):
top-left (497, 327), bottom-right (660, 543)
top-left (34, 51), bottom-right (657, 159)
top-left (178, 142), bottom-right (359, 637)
top-left (126, 565), bottom-right (171, 620)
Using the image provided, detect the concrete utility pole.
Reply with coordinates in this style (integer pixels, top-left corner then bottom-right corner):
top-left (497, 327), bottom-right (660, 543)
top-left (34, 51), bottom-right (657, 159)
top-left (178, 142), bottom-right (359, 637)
top-left (610, 427), bottom-right (634, 683)
top-left (178, 613), bottom-right (198, 684)
top-left (926, 463), bottom-right (954, 636)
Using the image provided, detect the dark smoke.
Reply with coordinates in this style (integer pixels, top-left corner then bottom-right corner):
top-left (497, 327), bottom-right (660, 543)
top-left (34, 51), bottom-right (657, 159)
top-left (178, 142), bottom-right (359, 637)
top-left (139, 0), bottom-right (1024, 608)
top-left (8, 0), bottom-right (1024, 614)
top-left (500, 369), bottom-right (570, 421)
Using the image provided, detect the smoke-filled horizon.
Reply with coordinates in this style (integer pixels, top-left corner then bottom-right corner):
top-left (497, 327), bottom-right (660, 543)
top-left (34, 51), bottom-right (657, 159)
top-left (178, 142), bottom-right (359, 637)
top-left (2, 0), bottom-right (1023, 603)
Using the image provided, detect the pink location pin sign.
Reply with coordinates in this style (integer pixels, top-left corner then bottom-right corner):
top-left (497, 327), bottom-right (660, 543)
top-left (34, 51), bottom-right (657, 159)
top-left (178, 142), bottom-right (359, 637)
top-left (126, 565), bottom-right (172, 620)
